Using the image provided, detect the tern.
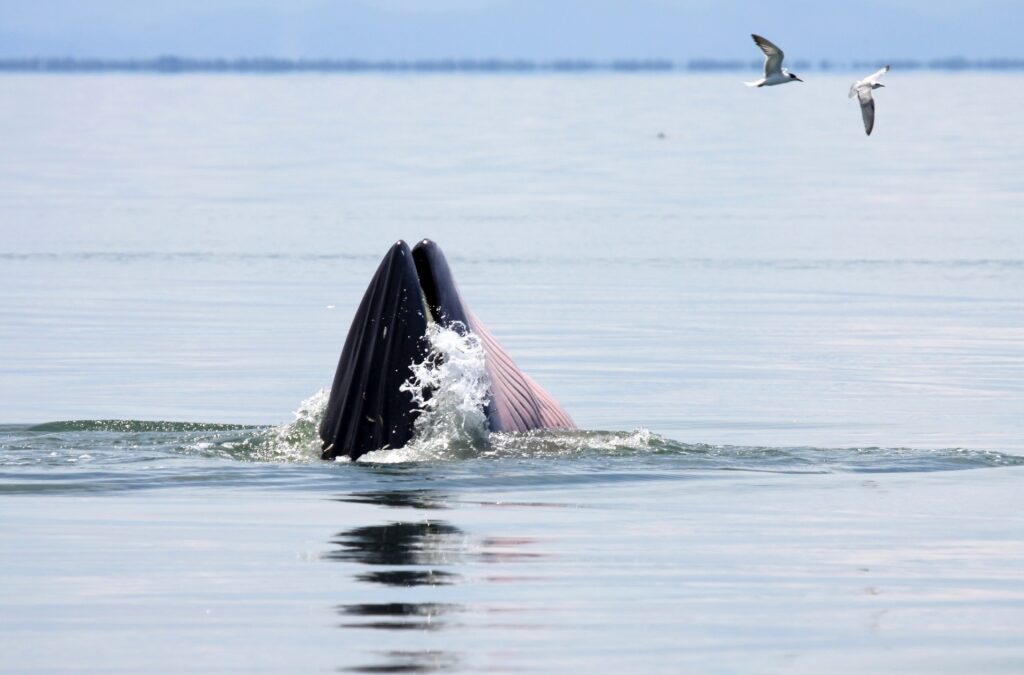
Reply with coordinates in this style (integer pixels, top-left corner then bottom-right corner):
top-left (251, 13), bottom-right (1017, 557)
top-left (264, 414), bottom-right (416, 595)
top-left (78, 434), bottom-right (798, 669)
top-left (849, 65), bottom-right (891, 135)
top-left (745, 34), bottom-right (803, 87)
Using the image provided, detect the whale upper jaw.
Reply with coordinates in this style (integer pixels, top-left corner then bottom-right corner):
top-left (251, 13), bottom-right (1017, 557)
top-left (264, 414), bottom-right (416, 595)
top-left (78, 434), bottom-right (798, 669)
top-left (319, 239), bottom-right (575, 462)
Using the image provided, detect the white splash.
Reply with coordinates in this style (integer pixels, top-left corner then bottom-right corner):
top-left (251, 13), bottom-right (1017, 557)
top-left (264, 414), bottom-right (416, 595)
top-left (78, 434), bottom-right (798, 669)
top-left (375, 322), bottom-right (492, 462)
top-left (485, 427), bottom-right (659, 459)
top-left (249, 389), bottom-right (329, 462)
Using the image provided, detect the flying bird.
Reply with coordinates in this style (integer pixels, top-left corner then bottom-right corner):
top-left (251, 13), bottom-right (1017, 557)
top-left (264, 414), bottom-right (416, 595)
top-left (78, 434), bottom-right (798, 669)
top-left (745, 34), bottom-right (803, 87)
top-left (849, 65), bottom-right (891, 135)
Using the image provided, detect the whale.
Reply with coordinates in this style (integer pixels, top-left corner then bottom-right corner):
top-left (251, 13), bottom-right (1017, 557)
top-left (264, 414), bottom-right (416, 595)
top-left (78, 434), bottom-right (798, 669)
top-left (319, 239), bottom-right (575, 461)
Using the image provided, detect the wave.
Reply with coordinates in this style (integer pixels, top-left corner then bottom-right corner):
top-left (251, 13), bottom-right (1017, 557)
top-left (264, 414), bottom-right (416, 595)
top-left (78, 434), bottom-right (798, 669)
top-left (6, 331), bottom-right (1022, 490)
top-left (26, 419), bottom-right (262, 433)
top-left (5, 417), bottom-right (1021, 473)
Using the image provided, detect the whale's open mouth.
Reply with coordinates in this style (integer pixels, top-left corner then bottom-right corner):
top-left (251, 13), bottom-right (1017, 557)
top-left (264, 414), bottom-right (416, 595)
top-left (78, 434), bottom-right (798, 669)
top-left (318, 239), bottom-right (574, 462)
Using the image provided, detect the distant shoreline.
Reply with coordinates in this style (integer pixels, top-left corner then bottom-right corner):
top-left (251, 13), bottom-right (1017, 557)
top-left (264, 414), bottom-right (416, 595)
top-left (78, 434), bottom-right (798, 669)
top-left (1, 56), bottom-right (1022, 73)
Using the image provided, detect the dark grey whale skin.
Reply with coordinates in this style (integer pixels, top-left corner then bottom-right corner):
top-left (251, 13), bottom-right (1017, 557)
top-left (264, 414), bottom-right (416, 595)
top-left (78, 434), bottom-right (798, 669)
top-left (318, 241), bottom-right (429, 461)
top-left (319, 239), bottom-right (574, 461)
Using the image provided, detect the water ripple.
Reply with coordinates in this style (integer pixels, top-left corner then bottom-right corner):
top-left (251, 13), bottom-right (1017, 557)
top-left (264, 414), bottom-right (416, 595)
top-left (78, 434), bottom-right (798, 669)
top-left (2, 416), bottom-right (1021, 496)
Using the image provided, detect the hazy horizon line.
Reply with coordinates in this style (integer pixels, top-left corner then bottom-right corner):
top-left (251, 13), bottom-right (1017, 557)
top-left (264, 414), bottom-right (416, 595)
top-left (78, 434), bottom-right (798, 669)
top-left (2, 56), bottom-right (1023, 74)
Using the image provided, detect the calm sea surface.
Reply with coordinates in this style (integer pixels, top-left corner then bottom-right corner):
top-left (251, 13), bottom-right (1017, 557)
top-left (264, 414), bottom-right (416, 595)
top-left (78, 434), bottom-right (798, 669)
top-left (1, 73), bottom-right (1023, 673)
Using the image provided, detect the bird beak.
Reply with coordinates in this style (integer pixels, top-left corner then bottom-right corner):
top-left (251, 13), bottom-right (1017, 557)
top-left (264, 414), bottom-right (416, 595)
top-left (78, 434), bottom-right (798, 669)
top-left (794, 76), bottom-right (804, 82)
top-left (877, 83), bottom-right (885, 87)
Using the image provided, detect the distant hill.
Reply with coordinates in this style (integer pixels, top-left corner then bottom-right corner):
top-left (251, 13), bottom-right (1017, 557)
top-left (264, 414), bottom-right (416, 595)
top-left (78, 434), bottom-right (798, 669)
top-left (0, 0), bottom-right (1020, 62)
top-left (1, 57), bottom-right (1021, 73)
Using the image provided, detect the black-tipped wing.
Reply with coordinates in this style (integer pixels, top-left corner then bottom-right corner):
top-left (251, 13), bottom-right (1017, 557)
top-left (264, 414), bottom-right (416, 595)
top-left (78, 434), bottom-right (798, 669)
top-left (856, 87), bottom-right (876, 135)
top-left (864, 64), bottom-right (890, 85)
top-left (751, 34), bottom-right (784, 76)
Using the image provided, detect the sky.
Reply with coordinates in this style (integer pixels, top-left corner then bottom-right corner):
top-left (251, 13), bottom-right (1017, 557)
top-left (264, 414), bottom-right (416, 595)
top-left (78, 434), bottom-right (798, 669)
top-left (0, 0), bottom-right (1020, 61)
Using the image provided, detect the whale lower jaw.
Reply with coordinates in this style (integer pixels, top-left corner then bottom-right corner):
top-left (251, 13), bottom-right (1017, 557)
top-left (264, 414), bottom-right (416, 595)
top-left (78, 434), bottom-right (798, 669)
top-left (319, 239), bottom-right (574, 461)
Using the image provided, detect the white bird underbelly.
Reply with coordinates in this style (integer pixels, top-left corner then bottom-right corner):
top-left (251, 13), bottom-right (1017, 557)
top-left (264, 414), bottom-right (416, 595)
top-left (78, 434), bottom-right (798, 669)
top-left (745, 73), bottom-right (796, 87)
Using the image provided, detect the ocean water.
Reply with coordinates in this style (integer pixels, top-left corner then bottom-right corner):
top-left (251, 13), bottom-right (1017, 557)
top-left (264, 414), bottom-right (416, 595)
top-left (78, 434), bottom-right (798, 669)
top-left (1, 73), bottom-right (1023, 673)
